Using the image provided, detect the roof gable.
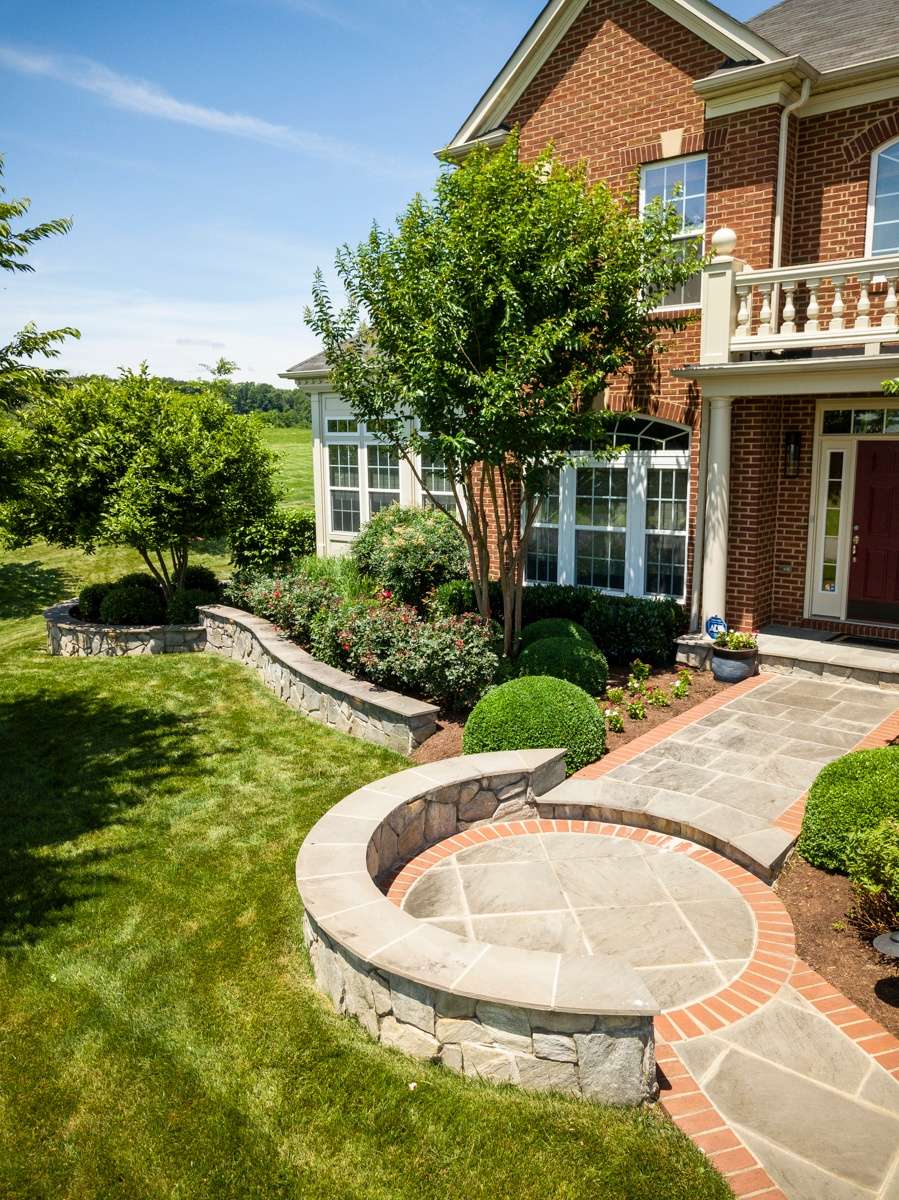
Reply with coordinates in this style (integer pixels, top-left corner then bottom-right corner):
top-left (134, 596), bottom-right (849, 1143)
top-left (748, 0), bottom-right (899, 74)
top-left (447, 0), bottom-right (785, 151)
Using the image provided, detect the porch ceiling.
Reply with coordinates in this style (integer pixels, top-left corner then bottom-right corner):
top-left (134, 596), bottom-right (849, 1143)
top-left (674, 353), bottom-right (899, 397)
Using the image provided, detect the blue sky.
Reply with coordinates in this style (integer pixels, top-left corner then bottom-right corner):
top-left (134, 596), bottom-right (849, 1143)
top-left (1, 0), bottom-right (768, 385)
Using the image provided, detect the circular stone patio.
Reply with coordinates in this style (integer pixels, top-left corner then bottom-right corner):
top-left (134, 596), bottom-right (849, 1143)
top-left (388, 823), bottom-right (765, 1012)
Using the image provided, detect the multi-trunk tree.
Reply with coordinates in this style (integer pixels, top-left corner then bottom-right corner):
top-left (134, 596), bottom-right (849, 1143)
top-left (308, 133), bottom-right (700, 656)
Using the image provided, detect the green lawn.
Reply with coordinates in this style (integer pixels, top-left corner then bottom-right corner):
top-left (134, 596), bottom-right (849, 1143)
top-left (0, 543), bottom-right (730, 1200)
top-left (261, 425), bottom-right (314, 508)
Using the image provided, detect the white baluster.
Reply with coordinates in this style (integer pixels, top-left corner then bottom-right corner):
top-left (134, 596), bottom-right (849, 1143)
top-left (806, 282), bottom-right (820, 332)
top-left (855, 273), bottom-right (871, 329)
top-left (782, 284), bottom-right (797, 335)
top-left (736, 285), bottom-right (752, 337)
top-left (758, 284), bottom-right (773, 335)
top-left (882, 277), bottom-right (898, 331)
top-left (829, 275), bottom-right (846, 331)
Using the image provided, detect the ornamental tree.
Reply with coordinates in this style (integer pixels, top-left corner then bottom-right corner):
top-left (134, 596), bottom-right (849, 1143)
top-left (0, 367), bottom-right (277, 598)
top-left (307, 132), bottom-right (700, 655)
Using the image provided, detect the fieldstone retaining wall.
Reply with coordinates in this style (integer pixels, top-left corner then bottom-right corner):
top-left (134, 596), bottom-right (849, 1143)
top-left (297, 751), bottom-right (658, 1105)
top-left (45, 600), bottom-right (205, 657)
top-left (199, 605), bottom-right (439, 755)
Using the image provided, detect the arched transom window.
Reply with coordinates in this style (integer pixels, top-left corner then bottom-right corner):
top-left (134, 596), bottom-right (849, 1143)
top-left (526, 417), bottom-right (691, 600)
top-left (869, 139), bottom-right (899, 256)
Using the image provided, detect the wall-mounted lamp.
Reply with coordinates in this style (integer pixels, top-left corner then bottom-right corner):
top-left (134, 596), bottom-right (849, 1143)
top-left (784, 430), bottom-right (802, 479)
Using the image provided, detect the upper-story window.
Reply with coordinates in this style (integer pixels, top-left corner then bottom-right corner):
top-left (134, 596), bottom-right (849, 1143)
top-left (640, 154), bottom-right (707, 307)
top-left (869, 139), bottom-right (899, 255)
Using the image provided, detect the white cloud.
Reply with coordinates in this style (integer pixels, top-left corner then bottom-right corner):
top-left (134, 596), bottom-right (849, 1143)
top-left (0, 43), bottom-right (421, 178)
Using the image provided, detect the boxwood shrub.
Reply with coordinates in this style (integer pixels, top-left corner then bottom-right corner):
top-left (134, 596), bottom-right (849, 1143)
top-left (519, 617), bottom-right (596, 651)
top-left (116, 572), bottom-right (162, 592)
top-left (798, 747), bottom-right (899, 871)
top-left (517, 636), bottom-right (609, 696)
top-left (352, 504), bottom-right (469, 606)
top-left (77, 582), bottom-right (113, 621)
top-left (846, 817), bottom-right (899, 927)
top-left (98, 583), bottom-right (166, 626)
top-left (428, 580), bottom-right (685, 664)
top-left (181, 564), bottom-right (221, 595)
top-left (462, 675), bottom-right (605, 776)
top-left (166, 588), bottom-right (218, 625)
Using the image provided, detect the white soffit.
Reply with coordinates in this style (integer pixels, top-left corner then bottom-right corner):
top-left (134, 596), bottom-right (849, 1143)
top-left (446, 0), bottom-right (783, 152)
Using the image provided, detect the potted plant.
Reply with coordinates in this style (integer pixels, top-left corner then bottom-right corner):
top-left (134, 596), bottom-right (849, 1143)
top-left (711, 630), bottom-right (759, 683)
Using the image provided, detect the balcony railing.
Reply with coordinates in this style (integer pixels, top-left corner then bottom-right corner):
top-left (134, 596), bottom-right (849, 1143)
top-left (699, 229), bottom-right (899, 365)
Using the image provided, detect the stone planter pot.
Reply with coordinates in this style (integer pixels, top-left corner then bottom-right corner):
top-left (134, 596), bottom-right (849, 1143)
top-left (711, 645), bottom-right (758, 684)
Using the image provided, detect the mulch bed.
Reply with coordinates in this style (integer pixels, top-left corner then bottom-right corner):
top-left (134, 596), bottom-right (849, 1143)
top-left (412, 665), bottom-right (727, 766)
top-left (776, 856), bottom-right (899, 1038)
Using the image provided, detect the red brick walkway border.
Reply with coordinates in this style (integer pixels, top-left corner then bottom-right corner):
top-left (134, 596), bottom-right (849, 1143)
top-left (388, 820), bottom-right (796, 1038)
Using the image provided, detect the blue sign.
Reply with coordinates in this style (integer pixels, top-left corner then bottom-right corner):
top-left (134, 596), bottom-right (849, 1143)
top-left (705, 615), bottom-right (728, 641)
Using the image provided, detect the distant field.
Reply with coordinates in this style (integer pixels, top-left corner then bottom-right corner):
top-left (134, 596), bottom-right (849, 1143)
top-left (261, 426), bottom-right (314, 508)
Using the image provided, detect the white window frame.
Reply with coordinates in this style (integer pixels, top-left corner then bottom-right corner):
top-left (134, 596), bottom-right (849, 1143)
top-left (639, 153), bottom-right (707, 313)
top-left (525, 429), bottom-right (691, 601)
top-left (866, 136), bottom-right (899, 257)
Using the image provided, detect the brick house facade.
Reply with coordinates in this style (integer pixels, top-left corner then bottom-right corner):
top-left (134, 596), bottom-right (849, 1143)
top-left (286, 0), bottom-right (899, 643)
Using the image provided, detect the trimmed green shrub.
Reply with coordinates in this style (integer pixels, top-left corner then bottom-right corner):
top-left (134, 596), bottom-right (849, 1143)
top-left (428, 580), bottom-right (685, 664)
top-left (798, 747), bottom-right (899, 871)
top-left (166, 588), bottom-right (218, 625)
top-left (352, 504), bottom-right (469, 606)
top-left (519, 618), bottom-right (596, 651)
top-left (181, 564), bottom-right (221, 594)
top-left (231, 507), bottom-right (316, 573)
top-left (77, 582), bottom-right (112, 621)
top-left (847, 817), bottom-right (899, 929)
top-left (517, 636), bottom-right (609, 696)
top-left (462, 675), bottom-right (605, 776)
top-left (116, 572), bottom-right (162, 592)
top-left (311, 599), bottom-right (498, 710)
top-left (98, 583), bottom-right (166, 626)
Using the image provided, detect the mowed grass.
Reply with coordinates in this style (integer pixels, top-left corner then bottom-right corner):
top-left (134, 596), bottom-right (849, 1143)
top-left (0, 546), bottom-right (731, 1198)
top-left (261, 425), bottom-right (314, 508)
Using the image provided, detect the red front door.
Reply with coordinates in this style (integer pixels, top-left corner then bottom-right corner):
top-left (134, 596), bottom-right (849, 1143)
top-left (848, 442), bottom-right (899, 623)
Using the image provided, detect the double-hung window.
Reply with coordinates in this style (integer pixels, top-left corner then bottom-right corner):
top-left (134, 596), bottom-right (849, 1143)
top-left (323, 409), bottom-right (403, 538)
top-left (869, 139), bottom-right (899, 255)
top-left (420, 449), bottom-right (458, 514)
top-left (524, 418), bottom-right (690, 600)
top-left (640, 154), bottom-right (707, 307)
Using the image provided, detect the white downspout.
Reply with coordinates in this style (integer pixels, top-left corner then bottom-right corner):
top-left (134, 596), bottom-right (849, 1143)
top-left (771, 77), bottom-right (811, 328)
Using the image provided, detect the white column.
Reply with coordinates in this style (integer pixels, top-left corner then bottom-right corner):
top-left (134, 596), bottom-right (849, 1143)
top-left (699, 228), bottom-right (743, 365)
top-left (701, 396), bottom-right (733, 628)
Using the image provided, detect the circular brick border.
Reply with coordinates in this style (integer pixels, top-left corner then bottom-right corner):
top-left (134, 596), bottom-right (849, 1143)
top-left (389, 819), bottom-right (797, 1039)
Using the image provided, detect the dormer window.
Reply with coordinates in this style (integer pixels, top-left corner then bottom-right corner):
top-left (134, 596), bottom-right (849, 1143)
top-left (868, 139), bottom-right (899, 255)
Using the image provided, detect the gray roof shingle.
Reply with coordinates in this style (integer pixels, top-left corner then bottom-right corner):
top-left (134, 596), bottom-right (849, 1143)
top-left (282, 351), bottom-right (328, 375)
top-left (747, 0), bottom-right (899, 73)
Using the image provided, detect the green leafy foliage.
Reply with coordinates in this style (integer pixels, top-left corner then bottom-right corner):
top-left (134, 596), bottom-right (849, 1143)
top-left (626, 697), bottom-right (647, 721)
top-left (605, 687), bottom-right (625, 705)
top-left (0, 155), bottom-right (79, 409)
top-left (517, 636), bottom-right (609, 697)
top-left (647, 688), bottom-right (672, 708)
top-left (181, 564), bottom-right (222, 595)
top-left (311, 599), bottom-right (498, 710)
top-left (798, 748), bottom-right (899, 871)
top-left (518, 618), bottom-right (596, 651)
top-left (463, 675), bottom-right (605, 776)
top-left (166, 588), bottom-right (218, 625)
top-left (228, 571), bottom-right (340, 646)
top-left (847, 817), bottom-right (899, 929)
top-left (308, 132), bottom-right (701, 653)
top-left (605, 706), bottom-right (625, 734)
top-left (76, 582), bottom-right (112, 622)
top-left (116, 572), bottom-right (162, 592)
top-left (352, 504), bottom-right (469, 606)
top-left (713, 631), bottom-right (758, 651)
top-left (1, 368), bottom-right (277, 598)
top-left (230, 507), bottom-right (316, 574)
top-left (98, 583), bottom-right (166, 627)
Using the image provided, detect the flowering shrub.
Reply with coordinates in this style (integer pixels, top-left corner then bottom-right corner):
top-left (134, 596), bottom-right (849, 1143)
top-left (626, 697), bottom-right (647, 720)
top-left (713, 630), bottom-right (758, 651)
top-left (311, 598), bottom-right (499, 710)
top-left (352, 504), bottom-right (469, 606)
top-left (228, 571), bottom-right (339, 646)
top-left (647, 687), bottom-right (672, 708)
top-left (605, 706), bottom-right (625, 733)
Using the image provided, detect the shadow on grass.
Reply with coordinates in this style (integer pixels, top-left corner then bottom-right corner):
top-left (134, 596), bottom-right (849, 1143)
top-left (0, 691), bottom-right (209, 949)
top-left (0, 560), bottom-right (74, 619)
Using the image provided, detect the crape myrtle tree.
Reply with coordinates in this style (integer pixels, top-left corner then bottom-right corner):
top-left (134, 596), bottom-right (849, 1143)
top-left (0, 367), bottom-right (277, 599)
top-left (0, 154), bottom-right (79, 409)
top-left (307, 132), bottom-right (700, 656)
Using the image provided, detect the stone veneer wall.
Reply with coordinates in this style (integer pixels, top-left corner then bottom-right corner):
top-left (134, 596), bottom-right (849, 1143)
top-left (45, 601), bottom-right (206, 657)
top-left (297, 752), bottom-right (658, 1106)
top-left (200, 605), bottom-right (438, 756)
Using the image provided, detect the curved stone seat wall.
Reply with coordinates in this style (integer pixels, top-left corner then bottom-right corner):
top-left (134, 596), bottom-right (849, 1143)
top-left (45, 601), bottom-right (206, 657)
top-left (297, 751), bottom-right (659, 1106)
